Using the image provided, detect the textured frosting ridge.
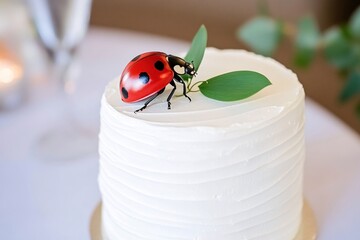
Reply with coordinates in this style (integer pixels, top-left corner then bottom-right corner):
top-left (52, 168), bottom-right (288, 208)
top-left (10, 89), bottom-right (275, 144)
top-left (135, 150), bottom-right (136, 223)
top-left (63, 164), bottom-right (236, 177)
top-left (99, 48), bottom-right (305, 240)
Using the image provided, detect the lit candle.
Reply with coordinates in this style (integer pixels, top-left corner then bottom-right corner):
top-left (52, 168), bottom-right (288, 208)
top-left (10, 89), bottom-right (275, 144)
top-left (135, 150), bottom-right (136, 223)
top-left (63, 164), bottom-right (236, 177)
top-left (0, 58), bottom-right (24, 109)
top-left (0, 59), bottom-right (22, 89)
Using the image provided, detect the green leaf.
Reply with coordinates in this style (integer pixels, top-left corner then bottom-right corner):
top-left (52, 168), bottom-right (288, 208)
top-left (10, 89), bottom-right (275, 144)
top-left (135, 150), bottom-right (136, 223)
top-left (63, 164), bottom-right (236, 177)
top-left (340, 71), bottom-right (360, 102)
top-left (294, 16), bottom-right (320, 68)
top-left (198, 71), bottom-right (271, 101)
top-left (349, 6), bottom-right (360, 39)
top-left (236, 16), bottom-right (282, 56)
top-left (183, 25), bottom-right (207, 81)
top-left (323, 27), bottom-right (359, 70)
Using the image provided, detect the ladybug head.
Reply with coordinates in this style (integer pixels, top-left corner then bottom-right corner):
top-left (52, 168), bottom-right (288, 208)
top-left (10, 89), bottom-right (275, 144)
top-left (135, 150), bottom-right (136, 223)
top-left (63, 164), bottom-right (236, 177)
top-left (167, 55), bottom-right (197, 77)
top-left (185, 61), bottom-right (197, 76)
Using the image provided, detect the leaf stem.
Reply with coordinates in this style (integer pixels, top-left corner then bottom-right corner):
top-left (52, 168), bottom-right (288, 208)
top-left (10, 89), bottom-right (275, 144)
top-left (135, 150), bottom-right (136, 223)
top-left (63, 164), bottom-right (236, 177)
top-left (187, 76), bottom-right (193, 91)
top-left (175, 79), bottom-right (205, 97)
top-left (188, 80), bottom-right (206, 93)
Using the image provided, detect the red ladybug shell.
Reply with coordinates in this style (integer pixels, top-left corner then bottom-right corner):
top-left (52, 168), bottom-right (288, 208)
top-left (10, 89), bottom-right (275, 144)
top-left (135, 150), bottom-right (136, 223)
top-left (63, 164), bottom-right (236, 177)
top-left (120, 52), bottom-right (174, 102)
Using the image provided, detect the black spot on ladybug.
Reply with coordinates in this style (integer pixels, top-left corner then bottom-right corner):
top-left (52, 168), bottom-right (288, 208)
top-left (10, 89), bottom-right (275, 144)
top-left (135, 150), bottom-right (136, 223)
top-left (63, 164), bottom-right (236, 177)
top-left (131, 54), bottom-right (141, 62)
top-left (154, 61), bottom-right (164, 71)
top-left (139, 72), bottom-right (150, 84)
top-left (121, 87), bottom-right (128, 99)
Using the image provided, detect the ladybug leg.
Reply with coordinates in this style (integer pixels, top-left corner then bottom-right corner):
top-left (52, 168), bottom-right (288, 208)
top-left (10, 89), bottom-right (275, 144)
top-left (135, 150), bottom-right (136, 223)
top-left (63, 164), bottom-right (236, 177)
top-left (174, 75), bottom-right (191, 102)
top-left (134, 88), bottom-right (165, 113)
top-left (167, 80), bottom-right (176, 110)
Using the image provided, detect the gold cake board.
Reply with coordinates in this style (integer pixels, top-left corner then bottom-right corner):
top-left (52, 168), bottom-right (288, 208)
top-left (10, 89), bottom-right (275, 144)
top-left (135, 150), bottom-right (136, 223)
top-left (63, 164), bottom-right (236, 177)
top-left (90, 201), bottom-right (317, 240)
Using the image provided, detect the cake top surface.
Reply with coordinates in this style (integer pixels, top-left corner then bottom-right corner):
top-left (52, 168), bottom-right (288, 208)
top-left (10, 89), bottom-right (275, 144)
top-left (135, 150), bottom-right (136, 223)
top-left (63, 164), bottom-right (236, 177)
top-left (104, 48), bottom-right (304, 128)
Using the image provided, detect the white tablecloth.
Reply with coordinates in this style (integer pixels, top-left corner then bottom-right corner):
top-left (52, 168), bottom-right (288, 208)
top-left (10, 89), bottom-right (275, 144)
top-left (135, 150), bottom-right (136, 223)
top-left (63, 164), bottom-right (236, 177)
top-left (0, 27), bottom-right (359, 240)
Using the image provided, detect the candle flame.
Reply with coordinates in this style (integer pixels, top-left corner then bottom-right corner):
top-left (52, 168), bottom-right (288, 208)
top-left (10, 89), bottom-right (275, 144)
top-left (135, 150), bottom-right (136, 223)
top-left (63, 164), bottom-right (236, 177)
top-left (0, 59), bottom-right (23, 84)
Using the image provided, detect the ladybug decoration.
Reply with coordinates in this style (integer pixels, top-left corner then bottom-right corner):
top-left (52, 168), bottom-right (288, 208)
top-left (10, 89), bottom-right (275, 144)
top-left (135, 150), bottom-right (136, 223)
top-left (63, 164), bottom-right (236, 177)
top-left (119, 52), bottom-right (197, 112)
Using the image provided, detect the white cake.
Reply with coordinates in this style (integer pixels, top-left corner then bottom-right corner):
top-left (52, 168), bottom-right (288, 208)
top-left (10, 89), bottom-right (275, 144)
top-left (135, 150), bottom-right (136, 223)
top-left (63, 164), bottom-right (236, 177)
top-left (98, 48), bottom-right (305, 240)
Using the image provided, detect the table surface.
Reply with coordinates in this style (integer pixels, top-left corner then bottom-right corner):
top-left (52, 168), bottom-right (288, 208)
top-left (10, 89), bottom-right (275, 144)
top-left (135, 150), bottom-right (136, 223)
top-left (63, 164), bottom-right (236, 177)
top-left (0, 27), bottom-right (359, 240)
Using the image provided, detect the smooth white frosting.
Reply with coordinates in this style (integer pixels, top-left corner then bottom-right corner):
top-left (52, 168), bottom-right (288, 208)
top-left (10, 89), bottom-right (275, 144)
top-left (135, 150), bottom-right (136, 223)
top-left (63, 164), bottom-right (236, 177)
top-left (98, 48), bottom-right (305, 240)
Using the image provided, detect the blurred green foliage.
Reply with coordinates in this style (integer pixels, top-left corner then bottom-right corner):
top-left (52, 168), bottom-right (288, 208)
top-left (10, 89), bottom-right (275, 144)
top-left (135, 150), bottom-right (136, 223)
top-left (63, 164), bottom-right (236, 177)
top-left (323, 26), bottom-right (359, 71)
top-left (236, 5), bottom-right (360, 118)
top-left (294, 17), bottom-right (320, 67)
top-left (349, 6), bottom-right (360, 39)
top-left (237, 17), bottom-right (282, 56)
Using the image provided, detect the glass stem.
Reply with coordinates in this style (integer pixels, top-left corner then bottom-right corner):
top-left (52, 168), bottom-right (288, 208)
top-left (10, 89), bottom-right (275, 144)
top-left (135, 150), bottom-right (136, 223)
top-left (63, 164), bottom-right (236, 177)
top-left (53, 49), bottom-right (73, 92)
top-left (52, 49), bottom-right (78, 125)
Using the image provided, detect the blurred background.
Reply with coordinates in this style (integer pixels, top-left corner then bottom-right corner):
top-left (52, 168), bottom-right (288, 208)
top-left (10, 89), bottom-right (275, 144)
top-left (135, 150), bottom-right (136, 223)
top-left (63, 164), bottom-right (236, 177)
top-left (1, 0), bottom-right (359, 131)
top-left (1, 1), bottom-right (360, 240)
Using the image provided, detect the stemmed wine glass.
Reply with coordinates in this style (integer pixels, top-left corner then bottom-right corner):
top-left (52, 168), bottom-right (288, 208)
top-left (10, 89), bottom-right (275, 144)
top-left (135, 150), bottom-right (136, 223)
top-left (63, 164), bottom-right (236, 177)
top-left (28, 0), bottom-right (95, 161)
